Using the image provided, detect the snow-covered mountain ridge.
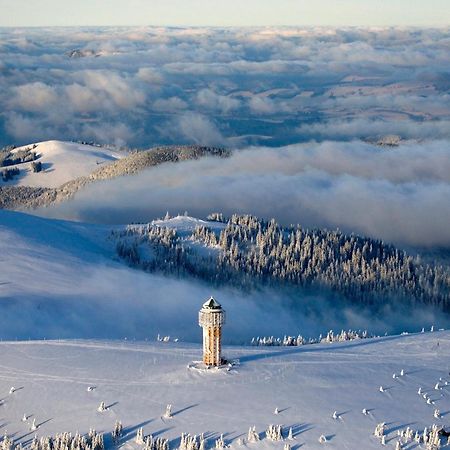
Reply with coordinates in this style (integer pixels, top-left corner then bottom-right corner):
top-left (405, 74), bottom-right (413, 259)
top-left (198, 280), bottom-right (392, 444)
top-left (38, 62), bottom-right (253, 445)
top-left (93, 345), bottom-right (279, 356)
top-left (0, 331), bottom-right (449, 450)
top-left (0, 141), bottom-right (229, 210)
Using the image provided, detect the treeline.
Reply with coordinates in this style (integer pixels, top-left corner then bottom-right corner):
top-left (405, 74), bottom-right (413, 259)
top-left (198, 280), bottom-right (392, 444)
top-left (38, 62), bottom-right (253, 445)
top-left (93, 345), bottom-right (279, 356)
top-left (0, 186), bottom-right (52, 209)
top-left (114, 214), bottom-right (450, 311)
top-left (0, 429), bottom-right (104, 450)
top-left (251, 329), bottom-right (372, 347)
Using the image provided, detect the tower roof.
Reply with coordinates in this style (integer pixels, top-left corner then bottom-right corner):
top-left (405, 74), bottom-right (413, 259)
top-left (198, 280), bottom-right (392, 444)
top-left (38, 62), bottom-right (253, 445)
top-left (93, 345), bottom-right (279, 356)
top-left (202, 296), bottom-right (222, 310)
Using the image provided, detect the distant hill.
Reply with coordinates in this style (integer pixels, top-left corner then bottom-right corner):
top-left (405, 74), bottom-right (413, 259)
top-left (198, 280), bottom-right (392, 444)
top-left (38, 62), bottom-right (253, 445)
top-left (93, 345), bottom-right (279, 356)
top-left (0, 140), bottom-right (123, 188)
top-left (0, 142), bottom-right (230, 210)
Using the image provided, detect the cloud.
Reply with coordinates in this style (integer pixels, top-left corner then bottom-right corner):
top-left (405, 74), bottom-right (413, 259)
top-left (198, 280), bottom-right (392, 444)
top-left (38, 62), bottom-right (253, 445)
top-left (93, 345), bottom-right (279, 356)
top-left (40, 139), bottom-right (450, 248)
top-left (65, 83), bottom-right (100, 113)
top-left (136, 67), bottom-right (164, 84)
top-left (9, 82), bottom-right (58, 112)
top-left (160, 112), bottom-right (225, 146)
top-left (195, 88), bottom-right (241, 114)
top-left (73, 70), bottom-right (147, 109)
top-left (0, 27), bottom-right (449, 148)
top-left (297, 118), bottom-right (450, 141)
top-left (80, 122), bottom-right (135, 147)
top-left (153, 96), bottom-right (188, 112)
top-left (248, 96), bottom-right (276, 115)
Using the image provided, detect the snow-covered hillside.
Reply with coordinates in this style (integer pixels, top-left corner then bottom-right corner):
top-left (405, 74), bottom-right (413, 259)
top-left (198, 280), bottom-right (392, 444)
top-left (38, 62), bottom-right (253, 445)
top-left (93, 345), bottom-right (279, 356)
top-left (0, 210), bottom-right (328, 342)
top-left (0, 332), bottom-right (449, 450)
top-left (0, 141), bottom-right (122, 188)
top-left (1, 210), bottom-right (448, 342)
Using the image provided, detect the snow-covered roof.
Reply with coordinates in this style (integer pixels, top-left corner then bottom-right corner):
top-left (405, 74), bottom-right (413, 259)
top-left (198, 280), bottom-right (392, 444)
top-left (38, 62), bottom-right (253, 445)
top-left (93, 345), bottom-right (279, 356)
top-left (201, 296), bottom-right (222, 310)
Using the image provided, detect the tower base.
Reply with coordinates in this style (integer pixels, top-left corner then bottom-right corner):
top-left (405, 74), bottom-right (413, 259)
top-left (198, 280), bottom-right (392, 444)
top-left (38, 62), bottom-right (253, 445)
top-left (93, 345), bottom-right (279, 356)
top-left (187, 359), bottom-right (233, 372)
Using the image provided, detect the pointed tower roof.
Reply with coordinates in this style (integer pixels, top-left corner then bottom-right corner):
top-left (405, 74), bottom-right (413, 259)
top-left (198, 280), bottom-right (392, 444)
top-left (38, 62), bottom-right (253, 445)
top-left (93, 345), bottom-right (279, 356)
top-left (202, 296), bottom-right (222, 310)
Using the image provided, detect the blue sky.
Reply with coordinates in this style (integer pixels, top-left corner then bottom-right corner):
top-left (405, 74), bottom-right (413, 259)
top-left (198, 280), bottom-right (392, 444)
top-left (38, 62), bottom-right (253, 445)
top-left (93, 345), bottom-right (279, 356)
top-left (2, 0), bottom-right (449, 27)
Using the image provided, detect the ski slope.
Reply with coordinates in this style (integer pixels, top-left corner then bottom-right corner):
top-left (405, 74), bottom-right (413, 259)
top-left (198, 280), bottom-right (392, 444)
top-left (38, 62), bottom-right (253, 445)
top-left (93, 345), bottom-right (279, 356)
top-left (0, 332), bottom-right (449, 450)
top-left (0, 141), bottom-right (122, 188)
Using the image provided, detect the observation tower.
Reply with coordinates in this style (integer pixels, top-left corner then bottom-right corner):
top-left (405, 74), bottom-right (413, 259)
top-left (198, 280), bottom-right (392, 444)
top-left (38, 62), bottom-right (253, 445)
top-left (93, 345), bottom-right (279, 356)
top-left (198, 297), bottom-right (225, 366)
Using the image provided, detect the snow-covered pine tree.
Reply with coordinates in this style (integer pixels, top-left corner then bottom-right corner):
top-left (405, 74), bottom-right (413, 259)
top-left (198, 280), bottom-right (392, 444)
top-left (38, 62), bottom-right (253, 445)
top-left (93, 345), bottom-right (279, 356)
top-left (374, 423), bottom-right (386, 438)
top-left (97, 402), bottom-right (106, 412)
top-left (215, 434), bottom-right (225, 450)
top-left (265, 425), bottom-right (283, 441)
top-left (136, 427), bottom-right (144, 445)
top-left (1, 434), bottom-right (13, 450)
top-left (112, 421), bottom-right (123, 443)
top-left (199, 434), bottom-right (205, 450)
top-left (164, 404), bottom-right (173, 419)
top-left (287, 428), bottom-right (294, 440)
top-left (247, 427), bottom-right (259, 443)
top-left (143, 435), bottom-right (153, 450)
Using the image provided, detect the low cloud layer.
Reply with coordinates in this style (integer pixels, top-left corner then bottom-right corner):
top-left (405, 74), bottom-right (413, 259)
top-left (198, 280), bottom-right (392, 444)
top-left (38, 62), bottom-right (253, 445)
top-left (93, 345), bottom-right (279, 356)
top-left (41, 139), bottom-right (450, 248)
top-left (0, 27), bottom-right (449, 148)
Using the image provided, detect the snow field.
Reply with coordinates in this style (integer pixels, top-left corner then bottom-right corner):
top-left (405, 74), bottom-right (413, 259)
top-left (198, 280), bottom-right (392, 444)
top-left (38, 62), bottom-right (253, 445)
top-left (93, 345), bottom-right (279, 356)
top-left (0, 331), bottom-right (449, 450)
top-left (1, 141), bottom-right (122, 188)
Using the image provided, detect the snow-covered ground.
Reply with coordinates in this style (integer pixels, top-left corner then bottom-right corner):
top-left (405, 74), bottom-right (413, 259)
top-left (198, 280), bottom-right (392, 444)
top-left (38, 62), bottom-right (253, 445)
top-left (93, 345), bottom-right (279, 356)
top-left (0, 332), bottom-right (449, 450)
top-left (151, 216), bottom-right (226, 234)
top-left (1, 141), bottom-right (122, 188)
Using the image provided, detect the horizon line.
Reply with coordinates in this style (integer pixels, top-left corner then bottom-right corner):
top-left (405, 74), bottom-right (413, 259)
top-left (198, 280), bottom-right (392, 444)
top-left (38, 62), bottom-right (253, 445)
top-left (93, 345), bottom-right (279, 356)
top-left (1, 24), bottom-right (449, 29)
